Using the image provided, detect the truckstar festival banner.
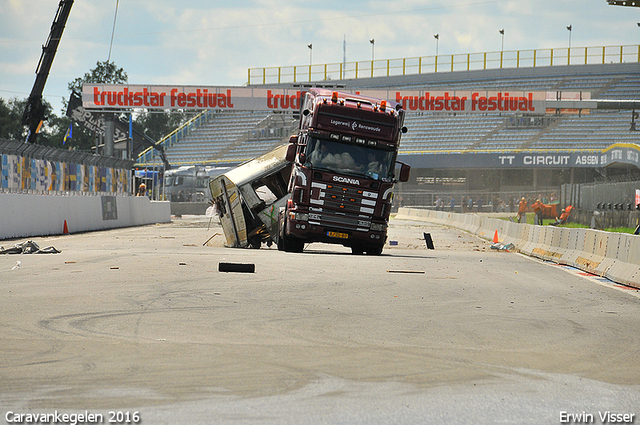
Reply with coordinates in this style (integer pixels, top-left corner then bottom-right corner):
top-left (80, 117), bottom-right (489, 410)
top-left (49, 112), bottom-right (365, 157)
top-left (83, 84), bottom-right (548, 114)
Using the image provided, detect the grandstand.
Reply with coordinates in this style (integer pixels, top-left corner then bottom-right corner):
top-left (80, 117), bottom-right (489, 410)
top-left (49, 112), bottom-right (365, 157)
top-left (139, 110), bottom-right (296, 166)
top-left (137, 58), bottom-right (640, 204)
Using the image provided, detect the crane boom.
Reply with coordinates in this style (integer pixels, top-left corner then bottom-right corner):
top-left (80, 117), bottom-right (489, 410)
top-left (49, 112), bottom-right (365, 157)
top-left (22, 0), bottom-right (74, 143)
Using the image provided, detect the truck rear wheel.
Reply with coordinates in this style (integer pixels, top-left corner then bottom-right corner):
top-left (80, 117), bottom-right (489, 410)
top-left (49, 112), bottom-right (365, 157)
top-left (248, 236), bottom-right (261, 249)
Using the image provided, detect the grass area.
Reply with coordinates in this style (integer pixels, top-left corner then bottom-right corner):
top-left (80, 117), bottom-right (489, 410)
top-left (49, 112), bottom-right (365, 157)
top-left (499, 214), bottom-right (637, 234)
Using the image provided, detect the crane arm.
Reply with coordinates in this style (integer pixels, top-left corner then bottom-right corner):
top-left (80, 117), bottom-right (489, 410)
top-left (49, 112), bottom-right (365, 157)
top-left (22, 0), bottom-right (74, 143)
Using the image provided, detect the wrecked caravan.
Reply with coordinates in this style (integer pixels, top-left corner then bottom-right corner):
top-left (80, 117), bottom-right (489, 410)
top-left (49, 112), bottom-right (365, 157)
top-left (209, 144), bottom-right (292, 248)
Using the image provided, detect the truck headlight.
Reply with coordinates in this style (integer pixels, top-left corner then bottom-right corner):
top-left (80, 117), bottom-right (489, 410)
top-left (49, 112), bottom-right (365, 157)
top-left (370, 222), bottom-right (386, 232)
top-left (295, 212), bottom-right (309, 221)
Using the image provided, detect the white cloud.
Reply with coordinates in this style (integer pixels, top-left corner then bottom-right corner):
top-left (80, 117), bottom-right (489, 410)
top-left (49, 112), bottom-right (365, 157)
top-left (2, 0), bottom-right (639, 115)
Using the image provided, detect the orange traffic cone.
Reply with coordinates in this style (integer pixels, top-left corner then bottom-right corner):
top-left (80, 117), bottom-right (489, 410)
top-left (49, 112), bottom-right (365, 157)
top-left (63, 220), bottom-right (69, 235)
top-left (493, 229), bottom-right (499, 243)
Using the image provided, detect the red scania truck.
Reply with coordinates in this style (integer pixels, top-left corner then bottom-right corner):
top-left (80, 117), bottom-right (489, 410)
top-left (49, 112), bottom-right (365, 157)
top-left (279, 88), bottom-right (410, 254)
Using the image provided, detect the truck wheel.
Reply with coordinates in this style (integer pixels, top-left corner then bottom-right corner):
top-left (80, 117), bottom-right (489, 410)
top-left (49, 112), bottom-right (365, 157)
top-left (282, 231), bottom-right (305, 253)
top-left (366, 245), bottom-right (384, 255)
top-left (351, 245), bottom-right (364, 255)
top-left (249, 237), bottom-right (261, 249)
top-left (277, 213), bottom-right (286, 251)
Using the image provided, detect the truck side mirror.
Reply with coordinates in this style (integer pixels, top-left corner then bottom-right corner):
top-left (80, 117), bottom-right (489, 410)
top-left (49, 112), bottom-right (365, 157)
top-left (285, 143), bottom-right (297, 162)
top-left (397, 162), bottom-right (410, 182)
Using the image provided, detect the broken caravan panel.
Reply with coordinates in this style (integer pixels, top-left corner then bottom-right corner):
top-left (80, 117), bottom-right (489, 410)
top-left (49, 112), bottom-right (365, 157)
top-left (280, 88), bottom-right (410, 255)
top-left (209, 144), bottom-right (293, 248)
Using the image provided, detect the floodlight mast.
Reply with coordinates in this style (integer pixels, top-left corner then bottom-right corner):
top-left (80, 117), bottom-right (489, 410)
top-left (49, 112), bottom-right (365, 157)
top-left (606, 0), bottom-right (640, 7)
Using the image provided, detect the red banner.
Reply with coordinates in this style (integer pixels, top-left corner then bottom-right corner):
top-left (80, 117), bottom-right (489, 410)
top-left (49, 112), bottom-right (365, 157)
top-left (83, 84), bottom-right (550, 114)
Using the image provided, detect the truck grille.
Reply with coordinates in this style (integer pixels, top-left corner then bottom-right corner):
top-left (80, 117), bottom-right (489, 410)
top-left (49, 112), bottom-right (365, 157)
top-left (309, 181), bottom-right (377, 230)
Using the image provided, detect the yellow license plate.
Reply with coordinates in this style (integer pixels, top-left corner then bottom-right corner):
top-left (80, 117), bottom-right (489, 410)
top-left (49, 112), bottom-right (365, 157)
top-left (327, 231), bottom-right (349, 239)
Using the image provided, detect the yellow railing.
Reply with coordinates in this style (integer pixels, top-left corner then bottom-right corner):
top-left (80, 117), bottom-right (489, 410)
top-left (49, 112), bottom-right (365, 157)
top-left (136, 110), bottom-right (211, 164)
top-left (248, 45), bottom-right (640, 85)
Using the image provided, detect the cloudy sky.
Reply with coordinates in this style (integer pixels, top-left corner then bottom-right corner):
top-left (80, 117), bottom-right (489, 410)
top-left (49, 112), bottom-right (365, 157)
top-left (1, 0), bottom-right (638, 115)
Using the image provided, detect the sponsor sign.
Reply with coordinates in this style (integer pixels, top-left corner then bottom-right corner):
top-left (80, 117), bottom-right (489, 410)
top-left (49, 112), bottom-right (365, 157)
top-left (546, 91), bottom-right (591, 115)
top-left (83, 84), bottom-right (549, 114)
top-left (317, 114), bottom-right (394, 140)
top-left (394, 91), bottom-right (544, 114)
top-left (399, 144), bottom-right (640, 169)
top-left (83, 85), bottom-right (306, 112)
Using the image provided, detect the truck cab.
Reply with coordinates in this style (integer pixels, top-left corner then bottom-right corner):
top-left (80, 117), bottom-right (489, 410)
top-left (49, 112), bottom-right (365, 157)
top-left (280, 88), bottom-right (410, 254)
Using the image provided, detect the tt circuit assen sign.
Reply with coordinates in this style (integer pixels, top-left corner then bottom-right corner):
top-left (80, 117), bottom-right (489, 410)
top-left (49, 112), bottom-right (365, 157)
top-left (399, 145), bottom-right (640, 169)
top-left (82, 84), bottom-right (548, 114)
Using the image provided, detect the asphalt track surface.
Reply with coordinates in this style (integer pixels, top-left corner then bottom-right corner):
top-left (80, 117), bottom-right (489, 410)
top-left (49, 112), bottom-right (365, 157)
top-left (1, 215), bottom-right (639, 425)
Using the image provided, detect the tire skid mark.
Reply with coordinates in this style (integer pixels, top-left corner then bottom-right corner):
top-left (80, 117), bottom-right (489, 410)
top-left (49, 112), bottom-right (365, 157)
top-left (37, 305), bottom-right (228, 341)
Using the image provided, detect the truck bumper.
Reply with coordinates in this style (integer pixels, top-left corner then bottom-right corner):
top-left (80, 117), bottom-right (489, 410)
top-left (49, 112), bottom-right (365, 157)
top-left (286, 217), bottom-right (386, 247)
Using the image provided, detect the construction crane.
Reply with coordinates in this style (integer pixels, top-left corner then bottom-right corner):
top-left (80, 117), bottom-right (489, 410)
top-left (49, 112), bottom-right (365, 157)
top-left (22, 0), bottom-right (74, 143)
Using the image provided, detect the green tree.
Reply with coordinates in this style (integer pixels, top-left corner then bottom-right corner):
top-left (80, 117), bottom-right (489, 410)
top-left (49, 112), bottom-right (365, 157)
top-left (0, 97), bottom-right (65, 146)
top-left (64, 60), bottom-right (128, 151)
top-left (0, 98), bottom-right (24, 141)
top-left (67, 60), bottom-right (128, 94)
top-left (135, 110), bottom-right (192, 142)
top-left (64, 61), bottom-right (192, 153)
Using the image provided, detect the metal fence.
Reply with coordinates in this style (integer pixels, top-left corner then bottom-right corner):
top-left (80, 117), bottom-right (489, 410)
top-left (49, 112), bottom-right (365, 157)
top-left (396, 187), bottom-right (561, 214)
top-left (0, 139), bottom-right (135, 196)
top-left (248, 44), bottom-right (640, 85)
top-left (561, 179), bottom-right (640, 211)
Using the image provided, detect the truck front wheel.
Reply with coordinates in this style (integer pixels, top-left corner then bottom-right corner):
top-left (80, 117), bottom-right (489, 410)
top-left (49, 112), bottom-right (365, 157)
top-left (280, 216), bottom-right (305, 253)
top-left (282, 231), bottom-right (305, 253)
top-left (366, 245), bottom-right (384, 255)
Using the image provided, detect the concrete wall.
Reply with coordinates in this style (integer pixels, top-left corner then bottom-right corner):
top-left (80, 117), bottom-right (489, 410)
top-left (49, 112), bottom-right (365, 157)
top-left (396, 208), bottom-right (640, 288)
top-left (0, 193), bottom-right (171, 240)
top-left (170, 202), bottom-right (209, 216)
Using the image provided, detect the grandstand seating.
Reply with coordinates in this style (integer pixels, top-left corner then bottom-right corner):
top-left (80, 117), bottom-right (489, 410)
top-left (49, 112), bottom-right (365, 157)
top-left (390, 64), bottom-right (640, 154)
top-left (163, 110), bottom-right (273, 165)
top-left (140, 63), bottom-right (640, 167)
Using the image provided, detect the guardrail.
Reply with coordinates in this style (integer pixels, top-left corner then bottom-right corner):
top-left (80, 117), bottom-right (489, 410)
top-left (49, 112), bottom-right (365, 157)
top-left (248, 44), bottom-right (640, 85)
top-left (396, 207), bottom-right (640, 288)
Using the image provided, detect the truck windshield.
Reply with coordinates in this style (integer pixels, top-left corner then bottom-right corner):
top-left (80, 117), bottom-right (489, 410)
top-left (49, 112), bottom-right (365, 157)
top-left (305, 137), bottom-right (394, 181)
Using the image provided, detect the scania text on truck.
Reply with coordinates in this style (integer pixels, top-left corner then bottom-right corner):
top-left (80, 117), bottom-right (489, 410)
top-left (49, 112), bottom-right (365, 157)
top-left (279, 88), bottom-right (410, 254)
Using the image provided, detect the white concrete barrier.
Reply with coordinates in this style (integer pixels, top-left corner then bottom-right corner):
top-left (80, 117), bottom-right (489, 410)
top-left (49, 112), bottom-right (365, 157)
top-left (596, 232), bottom-right (622, 277)
top-left (0, 193), bottom-right (170, 240)
top-left (397, 207), bottom-right (640, 288)
top-left (609, 235), bottom-right (640, 286)
top-left (519, 225), bottom-right (538, 256)
top-left (554, 227), bottom-right (572, 264)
